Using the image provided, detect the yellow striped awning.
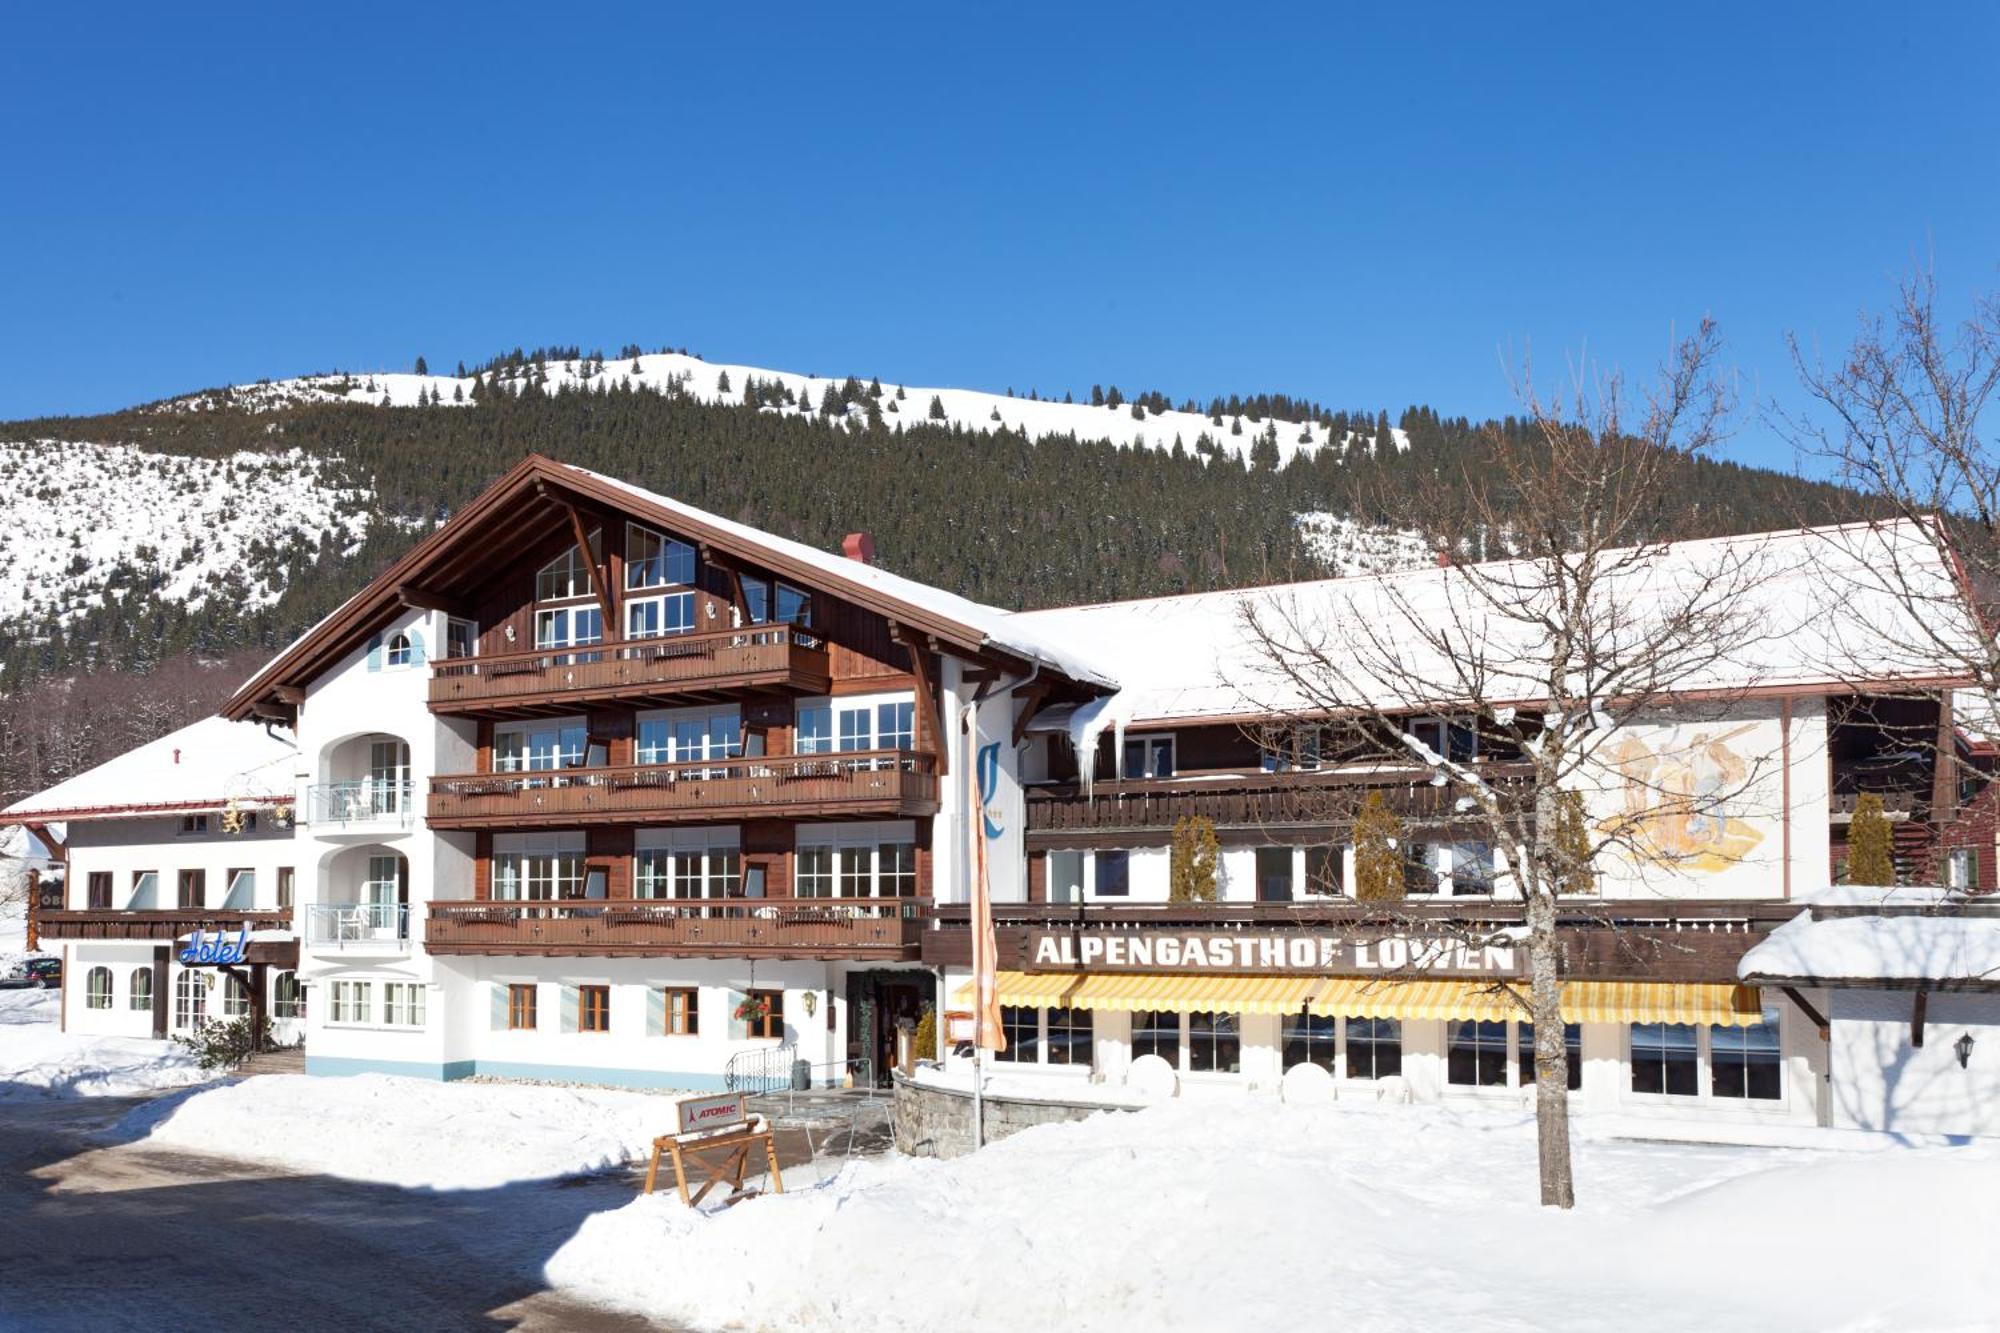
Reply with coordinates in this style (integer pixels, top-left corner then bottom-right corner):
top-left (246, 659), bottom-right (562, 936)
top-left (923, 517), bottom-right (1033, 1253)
top-left (1561, 981), bottom-right (1764, 1028)
top-left (950, 971), bottom-right (1083, 1009)
top-left (1311, 978), bottom-right (1523, 1022)
top-left (1065, 972), bottom-right (1321, 1016)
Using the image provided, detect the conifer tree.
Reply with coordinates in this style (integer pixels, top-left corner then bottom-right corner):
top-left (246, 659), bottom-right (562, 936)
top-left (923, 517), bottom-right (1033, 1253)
top-left (868, 376), bottom-right (883, 399)
top-left (1168, 815), bottom-right (1220, 902)
top-left (1551, 789), bottom-right (1593, 894)
top-left (1352, 791), bottom-right (1403, 900)
top-left (414, 355), bottom-right (428, 375)
top-left (928, 394), bottom-right (947, 421)
top-left (716, 370), bottom-right (731, 395)
top-left (1846, 794), bottom-right (1895, 885)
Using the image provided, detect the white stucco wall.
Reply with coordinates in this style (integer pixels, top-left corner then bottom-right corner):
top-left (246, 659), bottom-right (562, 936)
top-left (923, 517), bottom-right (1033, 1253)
top-left (1827, 989), bottom-right (2000, 1136)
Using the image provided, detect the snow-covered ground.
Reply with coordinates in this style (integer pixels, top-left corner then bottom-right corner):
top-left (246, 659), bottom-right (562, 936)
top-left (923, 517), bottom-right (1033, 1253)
top-left (547, 1100), bottom-right (1998, 1333)
top-left (1293, 511), bottom-right (1433, 576)
top-left (0, 440), bottom-right (373, 624)
top-left (0, 989), bottom-right (208, 1100)
top-left (117, 1073), bottom-right (687, 1189)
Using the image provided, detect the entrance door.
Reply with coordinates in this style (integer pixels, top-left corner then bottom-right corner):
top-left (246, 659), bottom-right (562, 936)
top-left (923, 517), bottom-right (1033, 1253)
top-left (875, 979), bottom-right (926, 1083)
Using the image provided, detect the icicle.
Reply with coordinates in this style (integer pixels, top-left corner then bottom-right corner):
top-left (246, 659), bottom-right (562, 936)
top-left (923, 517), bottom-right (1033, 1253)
top-left (1068, 691), bottom-right (1135, 796)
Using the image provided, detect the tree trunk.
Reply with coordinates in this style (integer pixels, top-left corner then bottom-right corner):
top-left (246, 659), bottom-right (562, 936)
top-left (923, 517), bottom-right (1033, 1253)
top-left (1526, 887), bottom-right (1575, 1209)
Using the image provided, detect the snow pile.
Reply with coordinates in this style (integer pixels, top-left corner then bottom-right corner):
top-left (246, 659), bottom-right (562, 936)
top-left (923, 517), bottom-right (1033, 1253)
top-left (0, 990), bottom-right (209, 1099)
top-left (120, 1073), bottom-right (688, 1188)
top-left (173, 353), bottom-right (1405, 471)
top-left (1293, 511), bottom-right (1433, 576)
top-left (1740, 909), bottom-right (2000, 984)
top-left (0, 441), bottom-right (373, 625)
top-left (546, 1100), bottom-right (2000, 1333)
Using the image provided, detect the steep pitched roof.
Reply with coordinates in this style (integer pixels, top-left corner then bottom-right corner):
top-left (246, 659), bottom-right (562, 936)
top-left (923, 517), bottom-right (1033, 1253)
top-left (2, 716), bottom-right (298, 823)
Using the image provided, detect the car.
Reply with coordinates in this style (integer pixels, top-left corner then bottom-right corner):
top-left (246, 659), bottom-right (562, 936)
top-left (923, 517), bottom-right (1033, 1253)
top-left (0, 957), bottom-right (62, 989)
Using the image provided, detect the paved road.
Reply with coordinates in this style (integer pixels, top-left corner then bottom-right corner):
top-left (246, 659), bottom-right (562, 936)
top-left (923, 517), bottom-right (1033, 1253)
top-left (0, 1094), bottom-right (669, 1332)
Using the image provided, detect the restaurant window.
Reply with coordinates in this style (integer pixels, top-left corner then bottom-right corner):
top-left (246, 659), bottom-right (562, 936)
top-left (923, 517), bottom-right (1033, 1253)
top-left (996, 1005), bottom-right (1038, 1062)
top-left (1255, 847), bottom-right (1295, 903)
top-left (577, 985), bottom-right (611, 1034)
top-left (384, 982), bottom-right (426, 1027)
top-left (662, 987), bottom-right (699, 1036)
top-left (1131, 1010), bottom-right (1180, 1064)
top-left (177, 869), bottom-right (207, 909)
top-left (273, 971), bottom-right (303, 1020)
top-left (507, 983), bottom-right (538, 1031)
top-left (174, 971), bottom-right (206, 1028)
top-left (1282, 1010), bottom-right (1338, 1074)
top-left (1447, 1020), bottom-right (1511, 1087)
top-left (277, 867), bottom-right (296, 911)
top-left (223, 973), bottom-right (251, 1019)
top-left (626, 591), bottom-right (697, 640)
top-left (1518, 1023), bottom-right (1582, 1091)
top-left (329, 980), bottom-right (372, 1025)
top-left (745, 988), bottom-right (784, 1040)
top-left (1122, 734), bottom-right (1175, 779)
top-left (87, 871), bottom-right (112, 909)
top-left (1187, 1011), bottom-right (1241, 1073)
top-left (1402, 843), bottom-right (1440, 896)
top-left (1345, 1017), bottom-right (1402, 1080)
top-left (1304, 845), bottom-right (1344, 896)
top-left (445, 616), bottom-right (478, 660)
top-left (795, 845), bottom-right (834, 898)
top-left (1630, 1022), bottom-right (1699, 1097)
top-left (129, 967), bottom-right (154, 1013)
top-left (1446, 842), bottom-right (1496, 896)
top-left (1710, 1006), bottom-right (1783, 1101)
top-left (85, 967), bottom-right (112, 1010)
top-left (536, 536), bottom-right (599, 602)
top-left (625, 524), bottom-right (696, 590)
top-left (1046, 1007), bottom-right (1093, 1066)
top-left (1093, 850), bottom-right (1131, 898)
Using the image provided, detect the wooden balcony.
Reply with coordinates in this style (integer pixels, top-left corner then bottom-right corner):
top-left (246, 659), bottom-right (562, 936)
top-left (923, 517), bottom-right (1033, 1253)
top-left (35, 909), bottom-right (295, 943)
top-left (427, 751), bottom-right (939, 829)
top-left (427, 625), bottom-right (831, 716)
top-left (426, 898), bottom-right (930, 959)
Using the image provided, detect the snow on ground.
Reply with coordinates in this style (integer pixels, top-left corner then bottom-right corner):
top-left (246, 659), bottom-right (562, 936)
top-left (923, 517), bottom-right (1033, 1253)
top-left (1293, 511), bottom-right (1433, 576)
top-left (176, 352), bottom-right (1410, 471)
top-left (547, 1100), bottom-right (1999, 1333)
top-left (0, 440), bottom-right (374, 624)
top-left (0, 989), bottom-right (207, 1100)
top-left (118, 1073), bottom-right (688, 1189)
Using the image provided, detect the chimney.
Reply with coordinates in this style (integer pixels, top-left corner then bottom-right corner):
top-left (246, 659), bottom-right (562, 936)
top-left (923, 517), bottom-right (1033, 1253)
top-left (173, 748), bottom-right (181, 765)
top-left (1435, 548), bottom-right (1451, 568)
top-left (842, 532), bottom-right (876, 565)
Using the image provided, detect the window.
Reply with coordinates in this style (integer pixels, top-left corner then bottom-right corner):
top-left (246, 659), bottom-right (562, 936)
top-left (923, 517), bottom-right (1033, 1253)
top-left (277, 867), bottom-right (295, 911)
top-left (1945, 847), bottom-right (1979, 890)
top-left (535, 605), bottom-right (603, 654)
top-left (536, 536), bottom-right (599, 602)
top-left (796, 703), bottom-right (833, 754)
top-left (493, 846), bottom-right (585, 900)
top-left (363, 855), bottom-right (404, 911)
top-left (662, 987), bottom-right (699, 1036)
top-left (635, 839), bottom-right (740, 900)
top-left (838, 845), bottom-right (872, 898)
top-left (1048, 850), bottom-right (1085, 904)
top-left (1094, 850), bottom-right (1130, 898)
top-left (1255, 847), bottom-right (1295, 902)
top-left (1305, 845), bottom-right (1344, 896)
top-left (1046, 1007), bottom-right (1093, 1067)
top-left (223, 973), bottom-right (251, 1018)
top-left (878, 842), bottom-right (917, 897)
top-left (129, 967), bottom-right (154, 1013)
top-left (1630, 1022), bottom-right (1699, 1096)
top-left (178, 815), bottom-right (209, 836)
top-left (174, 971), bottom-right (205, 1029)
top-left (876, 701), bottom-right (915, 752)
top-left (384, 982), bottom-right (426, 1027)
top-left (625, 524), bottom-right (696, 590)
top-left (330, 981), bottom-right (373, 1025)
top-left (838, 707), bottom-right (871, 752)
top-left (129, 870), bottom-right (159, 910)
top-left (1262, 726), bottom-right (1326, 773)
top-left (1447, 842), bottom-right (1496, 896)
top-left (177, 869), bottom-right (206, 909)
top-left (1345, 1017), bottom-right (1402, 1080)
top-left (1187, 1011), bottom-right (1241, 1073)
top-left (996, 1005), bottom-right (1038, 1062)
top-left (1710, 1006), bottom-right (1783, 1101)
top-left (87, 871), bottom-right (112, 909)
top-left (627, 591), bottom-right (697, 640)
top-left (445, 616), bottom-right (478, 660)
top-left (223, 868), bottom-right (256, 909)
top-left (1122, 734), bottom-right (1175, 779)
top-left (273, 971), bottom-right (303, 1020)
top-left (385, 633), bottom-right (412, 667)
top-left (1406, 716), bottom-right (1477, 764)
top-left (85, 967), bottom-right (112, 1010)
top-left (1448, 1020), bottom-right (1511, 1087)
top-left (507, 984), bottom-right (538, 1030)
top-left (745, 989), bottom-right (784, 1040)
top-left (795, 838), bottom-right (916, 899)
top-left (576, 985), bottom-right (611, 1033)
top-left (741, 575), bottom-right (770, 624)
top-left (637, 708), bottom-right (740, 766)
top-left (1132, 1010), bottom-right (1180, 1064)
top-left (1282, 1010), bottom-right (1338, 1074)
top-left (774, 583), bottom-right (813, 627)
top-left (495, 721), bottom-right (588, 772)
top-left (795, 845), bottom-right (834, 898)
top-left (1402, 843), bottom-right (1440, 896)
top-left (1518, 1023), bottom-right (1582, 1091)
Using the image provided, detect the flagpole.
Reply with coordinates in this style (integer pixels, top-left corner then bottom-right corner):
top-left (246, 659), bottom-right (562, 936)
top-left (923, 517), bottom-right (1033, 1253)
top-left (968, 710), bottom-right (986, 1150)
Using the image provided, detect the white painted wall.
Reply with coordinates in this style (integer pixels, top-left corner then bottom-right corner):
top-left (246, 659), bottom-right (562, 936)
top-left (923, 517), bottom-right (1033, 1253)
top-left (1827, 989), bottom-right (2000, 1136)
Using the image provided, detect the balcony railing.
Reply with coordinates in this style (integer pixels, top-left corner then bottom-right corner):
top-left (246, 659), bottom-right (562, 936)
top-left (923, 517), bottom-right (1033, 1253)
top-left (426, 897), bottom-right (929, 958)
top-left (427, 625), bottom-right (832, 714)
top-left (308, 781), bottom-right (417, 829)
top-left (305, 902), bottom-right (411, 950)
top-left (427, 750), bottom-right (939, 828)
top-left (34, 909), bottom-right (295, 942)
top-left (1830, 789), bottom-right (1920, 820)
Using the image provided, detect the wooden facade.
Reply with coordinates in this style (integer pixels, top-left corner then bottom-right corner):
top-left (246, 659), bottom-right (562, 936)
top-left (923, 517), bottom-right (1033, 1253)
top-left (425, 898), bottom-right (928, 959)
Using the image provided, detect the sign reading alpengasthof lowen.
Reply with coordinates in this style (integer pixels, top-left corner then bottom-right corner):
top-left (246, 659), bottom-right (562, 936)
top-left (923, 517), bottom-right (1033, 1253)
top-left (1025, 930), bottom-right (1521, 978)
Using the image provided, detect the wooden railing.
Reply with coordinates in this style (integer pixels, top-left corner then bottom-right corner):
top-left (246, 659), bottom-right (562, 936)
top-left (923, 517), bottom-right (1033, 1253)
top-left (426, 897), bottom-right (930, 957)
top-left (427, 624), bottom-right (831, 712)
top-left (930, 900), bottom-right (1805, 930)
top-left (1830, 789), bottom-right (1921, 818)
top-left (427, 750), bottom-right (939, 828)
top-left (35, 909), bottom-right (295, 942)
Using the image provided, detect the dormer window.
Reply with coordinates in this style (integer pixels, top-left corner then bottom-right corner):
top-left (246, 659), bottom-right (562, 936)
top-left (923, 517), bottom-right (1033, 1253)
top-left (385, 633), bottom-right (412, 667)
top-left (536, 532), bottom-right (601, 603)
top-left (626, 524), bottom-right (697, 590)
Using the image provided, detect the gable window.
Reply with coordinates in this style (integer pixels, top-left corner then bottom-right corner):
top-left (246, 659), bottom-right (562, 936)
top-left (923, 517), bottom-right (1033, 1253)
top-left (775, 583), bottom-right (813, 627)
top-left (385, 633), bottom-right (413, 667)
top-left (1122, 735), bottom-right (1175, 779)
top-left (626, 591), bottom-right (696, 640)
top-left (536, 535), bottom-right (600, 603)
top-left (625, 525), bottom-right (697, 590)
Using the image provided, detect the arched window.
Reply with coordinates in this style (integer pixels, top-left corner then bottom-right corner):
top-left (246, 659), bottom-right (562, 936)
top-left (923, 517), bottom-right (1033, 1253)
top-left (223, 973), bottom-right (251, 1018)
top-left (85, 967), bottom-right (112, 1010)
top-left (174, 970), bottom-right (206, 1029)
top-left (273, 971), bottom-right (304, 1020)
top-left (385, 633), bottom-right (412, 667)
top-left (129, 967), bottom-right (153, 1013)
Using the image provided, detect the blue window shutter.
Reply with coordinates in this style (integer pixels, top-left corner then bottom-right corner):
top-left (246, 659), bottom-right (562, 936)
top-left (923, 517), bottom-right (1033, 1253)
top-left (407, 628), bottom-right (427, 665)
top-left (366, 634), bottom-right (384, 672)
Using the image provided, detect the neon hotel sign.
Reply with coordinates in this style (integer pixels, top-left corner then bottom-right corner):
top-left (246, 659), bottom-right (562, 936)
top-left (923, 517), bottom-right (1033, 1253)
top-left (1027, 930), bottom-right (1520, 978)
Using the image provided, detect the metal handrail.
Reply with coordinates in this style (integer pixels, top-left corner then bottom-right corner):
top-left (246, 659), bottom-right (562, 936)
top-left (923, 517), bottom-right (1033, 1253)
top-left (304, 901), bottom-right (411, 946)
top-left (725, 1043), bottom-right (798, 1095)
top-left (307, 781), bottom-right (416, 827)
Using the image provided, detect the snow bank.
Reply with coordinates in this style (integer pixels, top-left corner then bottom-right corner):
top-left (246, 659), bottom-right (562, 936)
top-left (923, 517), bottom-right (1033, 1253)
top-left (0, 990), bottom-right (208, 1099)
top-left (1740, 910), bottom-right (2000, 983)
top-left (546, 1099), bottom-right (2000, 1332)
top-left (119, 1073), bottom-right (687, 1188)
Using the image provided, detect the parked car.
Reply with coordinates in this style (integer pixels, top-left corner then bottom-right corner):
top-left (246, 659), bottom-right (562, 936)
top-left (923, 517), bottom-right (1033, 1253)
top-left (0, 957), bottom-right (62, 989)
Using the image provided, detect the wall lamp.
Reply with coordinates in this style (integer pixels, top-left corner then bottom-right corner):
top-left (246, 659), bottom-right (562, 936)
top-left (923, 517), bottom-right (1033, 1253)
top-left (1955, 1032), bottom-right (1975, 1069)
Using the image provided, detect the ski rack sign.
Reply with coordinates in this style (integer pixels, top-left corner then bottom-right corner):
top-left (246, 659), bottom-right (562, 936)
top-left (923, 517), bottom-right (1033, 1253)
top-left (1025, 929), bottom-right (1522, 978)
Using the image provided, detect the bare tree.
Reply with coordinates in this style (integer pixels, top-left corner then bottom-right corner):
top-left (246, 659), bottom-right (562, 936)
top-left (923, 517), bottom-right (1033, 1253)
top-left (1239, 321), bottom-right (1786, 1208)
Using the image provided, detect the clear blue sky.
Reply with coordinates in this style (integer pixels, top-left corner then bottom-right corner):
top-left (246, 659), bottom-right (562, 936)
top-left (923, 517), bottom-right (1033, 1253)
top-left (3, 3), bottom-right (1995, 469)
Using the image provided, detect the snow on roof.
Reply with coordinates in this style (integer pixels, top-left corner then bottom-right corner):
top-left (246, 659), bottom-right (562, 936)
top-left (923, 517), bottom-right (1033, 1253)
top-left (1009, 518), bottom-right (1979, 726)
top-left (2, 716), bottom-right (298, 822)
top-left (568, 464), bottom-right (1122, 689)
top-left (1740, 910), bottom-right (2000, 985)
top-left (1789, 884), bottom-right (1969, 910)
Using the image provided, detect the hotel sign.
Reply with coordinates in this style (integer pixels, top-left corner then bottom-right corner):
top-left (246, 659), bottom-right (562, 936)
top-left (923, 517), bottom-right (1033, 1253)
top-left (1025, 930), bottom-right (1522, 979)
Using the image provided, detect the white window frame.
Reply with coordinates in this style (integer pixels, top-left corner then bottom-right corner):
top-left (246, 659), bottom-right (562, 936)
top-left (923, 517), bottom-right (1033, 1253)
top-left (624, 523), bottom-right (697, 591)
top-left (382, 982), bottom-right (427, 1028)
top-left (797, 691), bottom-right (916, 757)
top-left (1120, 733), bottom-right (1176, 780)
top-left (796, 822), bottom-right (918, 899)
top-left (384, 633), bottom-right (413, 668)
top-left (536, 535), bottom-right (600, 603)
top-left (636, 705), bottom-right (742, 766)
top-left (85, 966), bottom-right (112, 1010)
top-left (128, 967), bottom-right (154, 1013)
top-left (1624, 1005), bottom-right (1787, 1108)
top-left (173, 970), bottom-right (206, 1029)
top-left (494, 718), bottom-right (589, 772)
top-left (493, 832), bottom-right (586, 901)
top-left (634, 827), bottom-right (741, 900)
top-left (1049, 848), bottom-right (1131, 902)
top-left (535, 605), bottom-right (603, 652)
top-left (445, 616), bottom-right (478, 660)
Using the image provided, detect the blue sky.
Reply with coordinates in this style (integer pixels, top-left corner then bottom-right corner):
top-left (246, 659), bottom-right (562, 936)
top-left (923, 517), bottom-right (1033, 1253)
top-left (2, 3), bottom-right (1995, 469)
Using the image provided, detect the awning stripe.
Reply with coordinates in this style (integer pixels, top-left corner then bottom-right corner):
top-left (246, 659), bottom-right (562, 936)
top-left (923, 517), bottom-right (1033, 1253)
top-left (950, 972), bottom-right (1082, 1009)
top-left (1066, 972), bottom-right (1318, 1015)
top-left (1562, 981), bottom-right (1765, 1027)
top-left (1311, 978), bottom-right (1523, 1021)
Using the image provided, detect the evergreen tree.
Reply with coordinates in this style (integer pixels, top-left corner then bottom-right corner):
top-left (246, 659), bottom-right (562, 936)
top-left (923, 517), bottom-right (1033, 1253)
top-left (1168, 815), bottom-right (1220, 902)
top-left (868, 376), bottom-right (883, 399)
top-left (1353, 791), bottom-right (1403, 900)
top-left (928, 394), bottom-right (947, 421)
top-left (1846, 794), bottom-right (1895, 885)
top-left (716, 370), bottom-right (731, 395)
top-left (414, 355), bottom-right (428, 375)
top-left (1090, 384), bottom-right (1104, 407)
top-left (1551, 789), bottom-right (1594, 894)
top-left (1250, 428), bottom-right (1280, 471)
